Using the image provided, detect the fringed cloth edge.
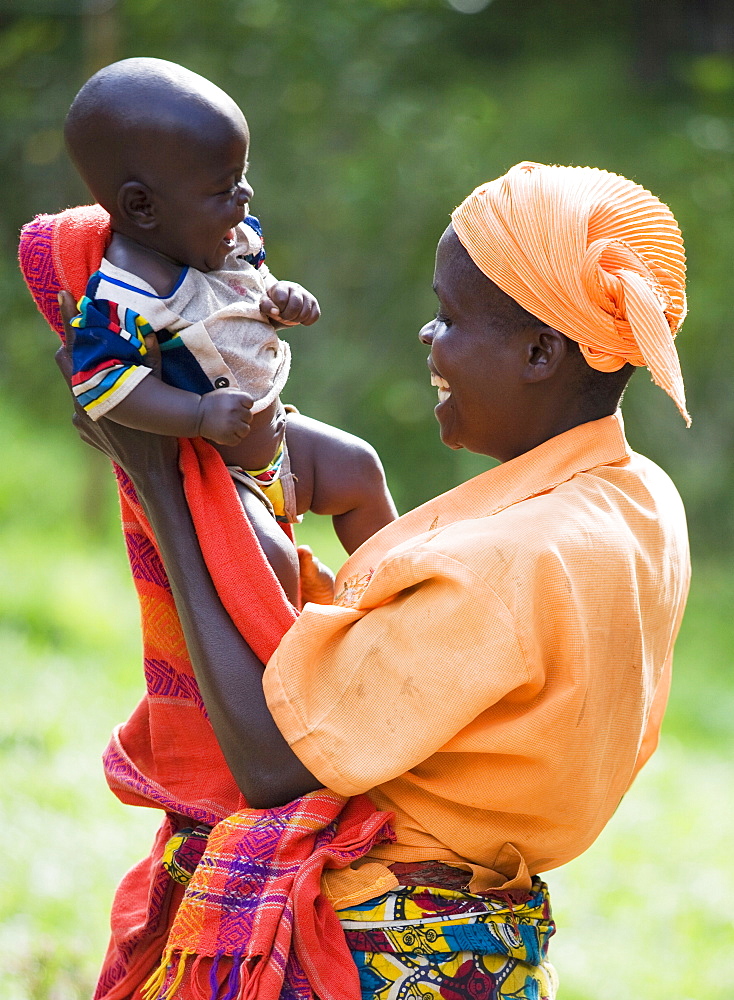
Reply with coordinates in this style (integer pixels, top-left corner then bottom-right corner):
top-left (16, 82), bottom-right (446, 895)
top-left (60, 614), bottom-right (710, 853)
top-left (143, 791), bottom-right (395, 1000)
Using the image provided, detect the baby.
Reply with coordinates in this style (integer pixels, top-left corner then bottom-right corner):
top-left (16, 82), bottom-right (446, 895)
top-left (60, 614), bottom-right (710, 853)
top-left (63, 58), bottom-right (396, 603)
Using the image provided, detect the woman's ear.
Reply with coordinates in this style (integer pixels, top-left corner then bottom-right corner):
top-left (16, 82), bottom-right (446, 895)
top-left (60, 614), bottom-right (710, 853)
top-left (522, 325), bottom-right (568, 383)
top-left (117, 180), bottom-right (157, 231)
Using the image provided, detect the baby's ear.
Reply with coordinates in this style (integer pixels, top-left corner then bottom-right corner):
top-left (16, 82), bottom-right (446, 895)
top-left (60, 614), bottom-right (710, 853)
top-left (117, 180), bottom-right (157, 230)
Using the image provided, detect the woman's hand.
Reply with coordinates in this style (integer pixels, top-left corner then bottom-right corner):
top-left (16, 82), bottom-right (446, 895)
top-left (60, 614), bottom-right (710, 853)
top-left (297, 545), bottom-right (336, 605)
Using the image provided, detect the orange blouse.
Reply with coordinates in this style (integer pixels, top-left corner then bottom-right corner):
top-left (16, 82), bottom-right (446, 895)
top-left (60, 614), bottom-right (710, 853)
top-left (264, 413), bottom-right (690, 898)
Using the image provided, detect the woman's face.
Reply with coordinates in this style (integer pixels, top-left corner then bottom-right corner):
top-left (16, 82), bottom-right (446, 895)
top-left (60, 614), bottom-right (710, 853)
top-left (419, 226), bottom-right (529, 463)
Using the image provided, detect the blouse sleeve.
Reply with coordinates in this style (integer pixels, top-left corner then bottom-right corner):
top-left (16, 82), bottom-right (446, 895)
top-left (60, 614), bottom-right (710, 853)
top-left (263, 544), bottom-right (533, 796)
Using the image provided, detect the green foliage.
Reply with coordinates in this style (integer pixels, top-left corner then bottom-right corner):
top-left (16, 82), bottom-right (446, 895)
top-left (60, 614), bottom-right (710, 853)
top-left (1, 0), bottom-right (733, 549)
top-left (1, 400), bottom-right (732, 998)
top-left (1, 4), bottom-right (733, 996)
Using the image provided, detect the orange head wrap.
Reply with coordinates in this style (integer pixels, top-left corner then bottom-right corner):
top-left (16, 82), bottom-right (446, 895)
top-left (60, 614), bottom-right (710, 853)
top-left (451, 161), bottom-right (690, 425)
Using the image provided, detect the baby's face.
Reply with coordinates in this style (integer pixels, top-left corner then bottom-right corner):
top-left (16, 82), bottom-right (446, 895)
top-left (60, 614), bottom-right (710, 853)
top-left (149, 111), bottom-right (253, 273)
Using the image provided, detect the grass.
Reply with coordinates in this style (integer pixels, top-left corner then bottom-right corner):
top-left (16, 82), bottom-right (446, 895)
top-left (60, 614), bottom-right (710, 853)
top-left (1, 406), bottom-right (733, 999)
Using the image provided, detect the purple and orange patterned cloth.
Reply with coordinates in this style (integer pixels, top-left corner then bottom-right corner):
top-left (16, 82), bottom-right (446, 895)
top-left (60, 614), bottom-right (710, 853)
top-left (143, 792), bottom-right (394, 1000)
top-left (17, 207), bottom-right (391, 1000)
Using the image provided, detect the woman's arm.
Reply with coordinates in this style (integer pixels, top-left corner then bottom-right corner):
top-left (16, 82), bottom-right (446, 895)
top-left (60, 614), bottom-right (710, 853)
top-left (57, 294), bottom-right (322, 808)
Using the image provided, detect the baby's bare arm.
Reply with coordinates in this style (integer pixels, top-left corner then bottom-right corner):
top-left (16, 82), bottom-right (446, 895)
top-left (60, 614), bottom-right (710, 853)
top-left (286, 413), bottom-right (397, 555)
top-left (111, 375), bottom-right (253, 446)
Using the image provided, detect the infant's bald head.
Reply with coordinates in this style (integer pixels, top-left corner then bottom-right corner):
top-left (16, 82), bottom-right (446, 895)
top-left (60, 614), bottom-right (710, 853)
top-left (65, 57), bottom-right (248, 212)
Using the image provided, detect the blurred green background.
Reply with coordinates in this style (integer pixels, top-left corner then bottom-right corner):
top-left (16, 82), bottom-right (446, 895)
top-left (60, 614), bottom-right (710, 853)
top-left (1, 1), bottom-right (733, 997)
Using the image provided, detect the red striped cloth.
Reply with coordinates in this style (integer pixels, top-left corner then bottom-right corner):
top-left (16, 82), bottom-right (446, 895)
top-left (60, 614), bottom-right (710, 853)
top-left (18, 207), bottom-right (390, 1000)
top-left (143, 793), bottom-right (394, 1000)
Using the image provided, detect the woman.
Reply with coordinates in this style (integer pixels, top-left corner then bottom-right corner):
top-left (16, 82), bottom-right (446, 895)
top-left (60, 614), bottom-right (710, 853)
top-left (58, 162), bottom-right (690, 1000)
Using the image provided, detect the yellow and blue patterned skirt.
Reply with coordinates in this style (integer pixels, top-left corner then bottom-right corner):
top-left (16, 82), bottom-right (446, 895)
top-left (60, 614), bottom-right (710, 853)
top-left (337, 877), bottom-right (557, 1000)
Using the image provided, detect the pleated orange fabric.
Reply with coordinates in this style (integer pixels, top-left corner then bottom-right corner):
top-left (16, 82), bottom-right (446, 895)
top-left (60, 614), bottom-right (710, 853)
top-left (451, 162), bottom-right (690, 425)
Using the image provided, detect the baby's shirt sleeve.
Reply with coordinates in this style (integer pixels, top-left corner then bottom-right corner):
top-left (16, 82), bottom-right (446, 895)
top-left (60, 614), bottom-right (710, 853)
top-left (240, 215), bottom-right (276, 289)
top-left (242, 214), bottom-right (267, 269)
top-left (70, 283), bottom-right (154, 420)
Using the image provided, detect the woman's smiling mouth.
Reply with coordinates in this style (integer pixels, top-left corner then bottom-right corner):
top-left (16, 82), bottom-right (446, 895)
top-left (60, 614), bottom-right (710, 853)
top-left (430, 371), bottom-right (452, 403)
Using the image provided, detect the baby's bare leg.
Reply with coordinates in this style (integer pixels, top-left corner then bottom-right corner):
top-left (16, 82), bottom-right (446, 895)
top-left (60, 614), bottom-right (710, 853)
top-left (213, 402), bottom-right (300, 603)
top-left (230, 478), bottom-right (300, 606)
top-left (286, 413), bottom-right (397, 555)
top-left (214, 400), bottom-right (285, 471)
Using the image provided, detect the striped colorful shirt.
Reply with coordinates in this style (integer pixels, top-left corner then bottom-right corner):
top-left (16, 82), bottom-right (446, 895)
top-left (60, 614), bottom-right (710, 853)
top-left (70, 215), bottom-right (290, 420)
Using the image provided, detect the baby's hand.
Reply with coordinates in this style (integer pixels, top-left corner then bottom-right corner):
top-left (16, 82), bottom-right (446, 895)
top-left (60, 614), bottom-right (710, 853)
top-left (196, 388), bottom-right (253, 446)
top-left (260, 281), bottom-right (320, 327)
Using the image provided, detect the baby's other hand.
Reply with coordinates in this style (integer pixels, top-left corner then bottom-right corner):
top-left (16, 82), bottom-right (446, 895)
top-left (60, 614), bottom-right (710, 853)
top-left (297, 545), bottom-right (336, 606)
top-left (197, 389), bottom-right (253, 446)
top-left (260, 281), bottom-right (320, 327)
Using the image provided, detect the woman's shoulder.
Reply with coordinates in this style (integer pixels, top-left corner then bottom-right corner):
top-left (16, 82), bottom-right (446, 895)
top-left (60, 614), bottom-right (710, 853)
top-left (407, 464), bottom-right (671, 588)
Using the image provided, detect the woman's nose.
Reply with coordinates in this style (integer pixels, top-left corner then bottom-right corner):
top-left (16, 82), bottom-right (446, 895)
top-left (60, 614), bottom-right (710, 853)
top-left (418, 319), bottom-right (435, 345)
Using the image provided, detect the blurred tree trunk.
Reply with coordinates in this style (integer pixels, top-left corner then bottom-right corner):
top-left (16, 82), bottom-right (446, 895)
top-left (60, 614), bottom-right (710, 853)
top-left (80, 0), bottom-right (120, 537)
top-left (83, 0), bottom-right (120, 76)
top-left (634, 0), bottom-right (734, 83)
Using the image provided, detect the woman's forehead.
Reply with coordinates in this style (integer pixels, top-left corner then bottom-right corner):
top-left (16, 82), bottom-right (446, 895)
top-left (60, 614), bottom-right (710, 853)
top-left (435, 226), bottom-right (535, 330)
top-left (435, 227), bottom-right (488, 303)
top-left (434, 226), bottom-right (466, 290)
